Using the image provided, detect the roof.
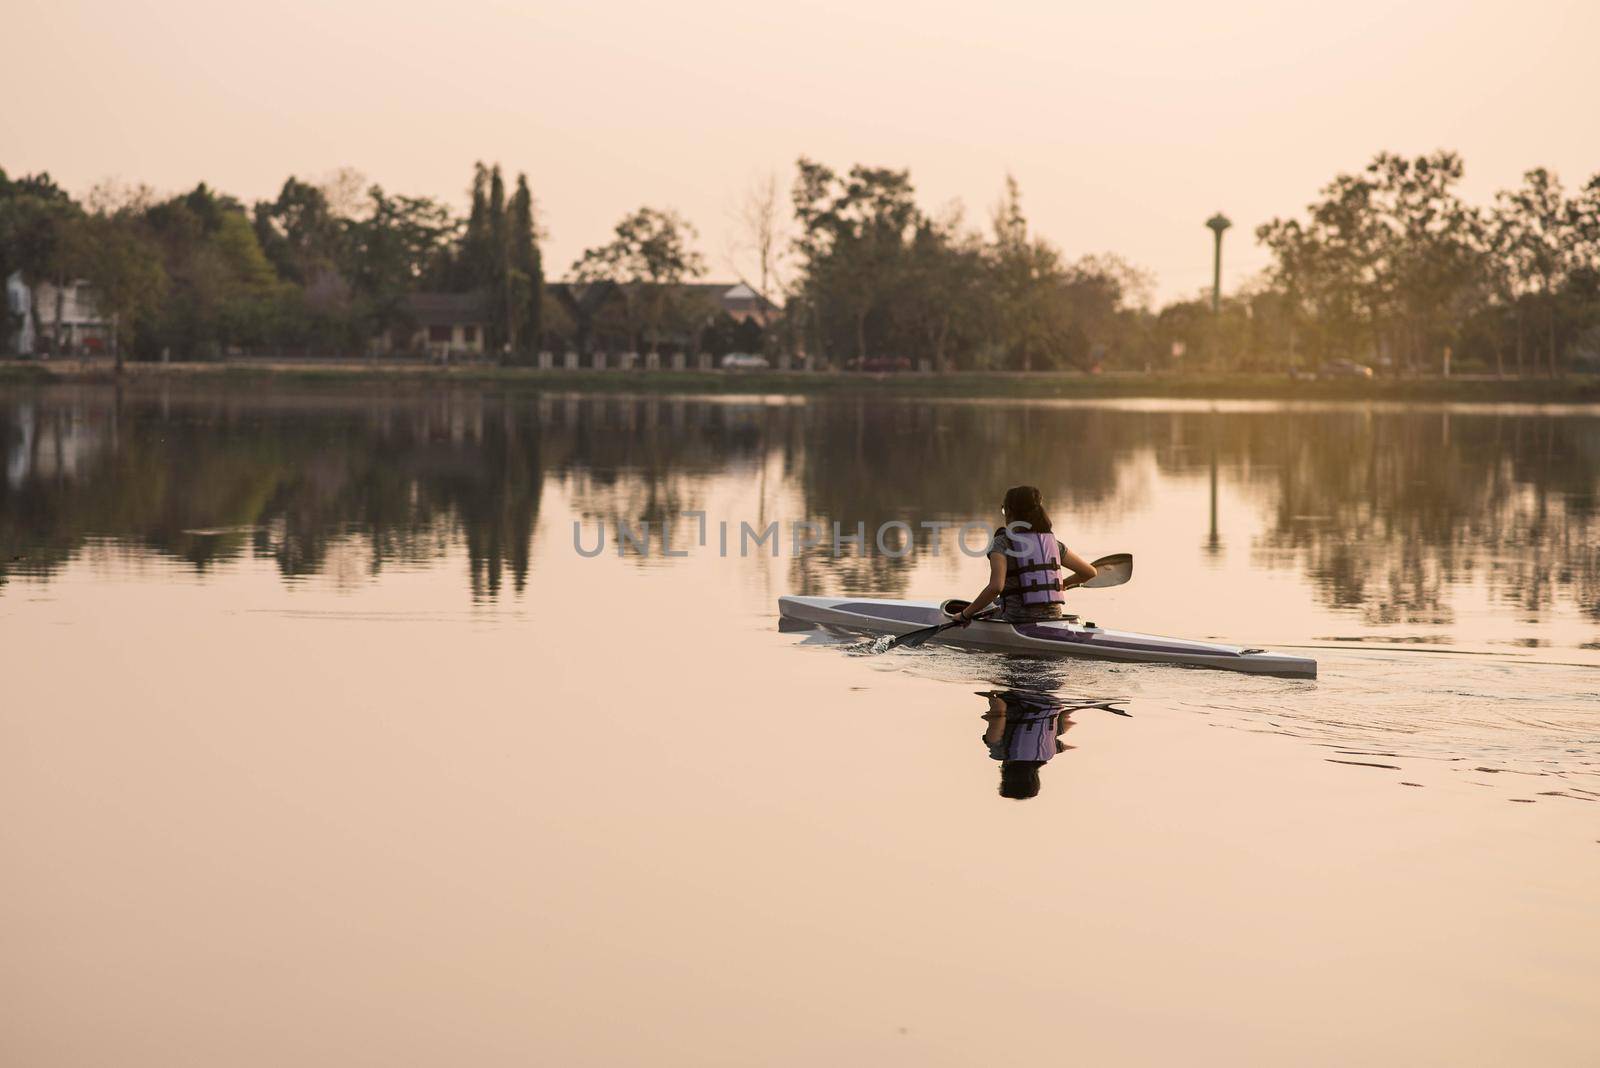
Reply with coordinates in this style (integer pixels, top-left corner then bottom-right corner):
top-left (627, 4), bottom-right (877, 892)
top-left (681, 281), bottom-right (781, 314)
top-left (545, 280), bottom-right (782, 316)
top-left (407, 291), bottom-right (489, 326)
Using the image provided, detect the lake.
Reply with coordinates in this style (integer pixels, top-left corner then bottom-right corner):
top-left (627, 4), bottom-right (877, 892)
top-left (3, 385), bottom-right (1597, 1065)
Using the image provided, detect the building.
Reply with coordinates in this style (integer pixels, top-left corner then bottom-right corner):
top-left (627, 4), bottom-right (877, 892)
top-left (370, 282), bottom-right (779, 361)
top-left (374, 292), bottom-right (491, 360)
top-left (686, 282), bottom-right (781, 326)
top-left (5, 271), bottom-right (111, 356)
top-left (545, 280), bottom-right (781, 355)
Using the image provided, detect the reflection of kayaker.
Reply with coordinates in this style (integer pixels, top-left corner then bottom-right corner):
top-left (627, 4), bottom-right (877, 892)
top-left (957, 485), bottom-right (1099, 626)
top-left (980, 689), bottom-right (1076, 800)
top-left (979, 688), bottom-right (1130, 800)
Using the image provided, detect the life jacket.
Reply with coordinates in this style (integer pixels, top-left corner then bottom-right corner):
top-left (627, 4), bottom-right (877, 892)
top-left (1001, 530), bottom-right (1066, 608)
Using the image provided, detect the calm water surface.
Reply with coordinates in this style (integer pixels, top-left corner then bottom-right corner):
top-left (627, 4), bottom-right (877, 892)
top-left (3, 386), bottom-right (1598, 1066)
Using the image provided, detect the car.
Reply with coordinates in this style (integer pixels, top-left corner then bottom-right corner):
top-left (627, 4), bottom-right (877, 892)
top-left (720, 353), bottom-right (770, 370)
top-left (1318, 359), bottom-right (1374, 378)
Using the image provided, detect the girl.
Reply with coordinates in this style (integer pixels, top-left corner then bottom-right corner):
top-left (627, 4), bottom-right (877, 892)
top-left (957, 485), bottom-right (1097, 624)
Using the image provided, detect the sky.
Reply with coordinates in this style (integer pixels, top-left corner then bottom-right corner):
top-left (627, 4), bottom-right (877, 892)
top-left (4, 0), bottom-right (1597, 304)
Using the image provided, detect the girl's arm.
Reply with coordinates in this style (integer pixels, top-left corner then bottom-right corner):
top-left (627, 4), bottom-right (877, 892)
top-left (1060, 546), bottom-right (1098, 590)
top-left (960, 552), bottom-right (1009, 621)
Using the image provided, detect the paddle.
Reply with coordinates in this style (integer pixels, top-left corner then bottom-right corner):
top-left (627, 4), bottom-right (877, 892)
top-left (1079, 552), bottom-right (1132, 588)
top-left (882, 552), bottom-right (1134, 652)
top-left (884, 607), bottom-right (1000, 651)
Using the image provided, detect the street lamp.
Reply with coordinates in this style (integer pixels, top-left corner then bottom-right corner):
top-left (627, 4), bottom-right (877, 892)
top-left (1205, 213), bottom-right (1231, 314)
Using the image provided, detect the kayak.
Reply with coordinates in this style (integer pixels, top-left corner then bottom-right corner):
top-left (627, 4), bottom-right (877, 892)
top-left (778, 595), bottom-right (1317, 678)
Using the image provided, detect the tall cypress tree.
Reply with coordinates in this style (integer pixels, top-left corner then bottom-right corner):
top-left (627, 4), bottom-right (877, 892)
top-left (488, 165), bottom-right (509, 354)
top-left (510, 174), bottom-right (542, 360)
top-left (460, 162), bottom-right (491, 291)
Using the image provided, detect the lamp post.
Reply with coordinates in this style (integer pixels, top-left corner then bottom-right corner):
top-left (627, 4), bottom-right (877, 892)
top-left (1205, 213), bottom-right (1231, 314)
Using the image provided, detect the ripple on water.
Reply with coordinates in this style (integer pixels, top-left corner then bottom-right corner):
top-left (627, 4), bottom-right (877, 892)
top-left (1171, 650), bottom-right (1600, 796)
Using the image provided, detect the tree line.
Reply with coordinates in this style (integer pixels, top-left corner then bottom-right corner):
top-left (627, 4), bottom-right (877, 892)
top-left (3, 151), bottom-right (1599, 374)
top-left (0, 162), bottom-right (544, 366)
top-left (781, 162), bottom-right (1155, 371)
top-left (1251, 152), bottom-right (1600, 376)
top-left (777, 152), bottom-right (1600, 374)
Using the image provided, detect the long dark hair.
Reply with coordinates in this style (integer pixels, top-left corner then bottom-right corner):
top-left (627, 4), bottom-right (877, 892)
top-left (1002, 485), bottom-right (1052, 534)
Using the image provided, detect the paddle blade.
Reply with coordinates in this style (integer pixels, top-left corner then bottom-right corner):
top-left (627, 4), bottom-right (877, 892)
top-left (887, 620), bottom-right (950, 650)
top-left (1081, 553), bottom-right (1132, 589)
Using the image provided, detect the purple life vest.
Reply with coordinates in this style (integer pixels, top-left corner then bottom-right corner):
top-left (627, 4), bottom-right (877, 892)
top-left (1002, 531), bottom-right (1066, 607)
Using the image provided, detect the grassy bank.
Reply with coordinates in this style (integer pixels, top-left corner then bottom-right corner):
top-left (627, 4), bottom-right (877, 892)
top-left (3, 359), bottom-right (1599, 403)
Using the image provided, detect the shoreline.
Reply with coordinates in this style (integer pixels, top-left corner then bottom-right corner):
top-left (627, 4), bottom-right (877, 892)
top-left (3, 358), bottom-right (1599, 403)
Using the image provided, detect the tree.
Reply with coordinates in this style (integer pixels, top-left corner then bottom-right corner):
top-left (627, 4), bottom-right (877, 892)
top-left (1497, 168), bottom-right (1573, 375)
top-left (986, 176), bottom-right (1074, 370)
top-left (1256, 152), bottom-right (1481, 373)
top-left (732, 170), bottom-right (786, 302)
top-left (895, 210), bottom-right (990, 371)
top-left (1479, 202), bottom-right (1524, 376)
top-left (76, 212), bottom-right (166, 371)
top-left (1059, 254), bottom-right (1149, 369)
top-left (790, 158), bottom-right (921, 363)
top-left (487, 165), bottom-right (509, 353)
top-left (1261, 171), bottom-right (1389, 366)
top-left (433, 162), bottom-right (542, 360)
top-left (1365, 152), bottom-right (1481, 375)
top-left (121, 183), bottom-right (290, 358)
top-left (1571, 176), bottom-right (1600, 275)
top-left (508, 173), bottom-right (543, 361)
top-left (458, 162), bottom-right (493, 292)
top-left (0, 170), bottom-right (81, 353)
top-left (571, 207), bottom-right (706, 355)
top-left (252, 177), bottom-right (346, 285)
top-left (347, 185), bottom-right (458, 339)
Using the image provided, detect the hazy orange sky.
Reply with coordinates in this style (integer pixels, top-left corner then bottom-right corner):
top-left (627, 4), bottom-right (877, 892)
top-left (4, 0), bottom-right (1597, 302)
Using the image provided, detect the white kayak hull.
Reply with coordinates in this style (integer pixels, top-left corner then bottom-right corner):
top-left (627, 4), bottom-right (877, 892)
top-left (778, 595), bottom-right (1317, 679)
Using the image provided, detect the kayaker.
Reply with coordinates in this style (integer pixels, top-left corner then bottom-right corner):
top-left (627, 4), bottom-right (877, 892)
top-left (957, 485), bottom-right (1098, 624)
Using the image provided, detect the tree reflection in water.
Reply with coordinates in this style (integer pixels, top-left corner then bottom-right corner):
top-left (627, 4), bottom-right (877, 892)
top-left (2, 390), bottom-right (1597, 629)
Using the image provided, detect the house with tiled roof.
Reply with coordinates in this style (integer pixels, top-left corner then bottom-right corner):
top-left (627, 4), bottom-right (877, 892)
top-left (371, 291), bottom-right (491, 359)
top-left (545, 280), bottom-right (780, 354)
